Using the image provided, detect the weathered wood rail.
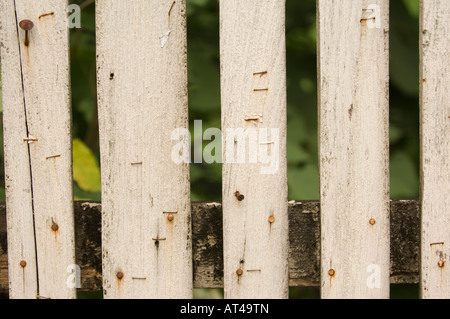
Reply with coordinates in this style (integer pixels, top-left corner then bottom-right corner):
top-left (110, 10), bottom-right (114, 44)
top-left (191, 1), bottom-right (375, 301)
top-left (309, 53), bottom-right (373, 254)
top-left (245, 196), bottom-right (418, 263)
top-left (0, 200), bottom-right (419, 296)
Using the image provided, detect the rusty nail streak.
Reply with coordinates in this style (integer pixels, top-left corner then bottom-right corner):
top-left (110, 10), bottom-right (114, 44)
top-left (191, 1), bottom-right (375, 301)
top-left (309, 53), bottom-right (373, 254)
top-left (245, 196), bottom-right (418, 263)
top-left (360, 8), bottom-right (375, 23)
top-left (430, 242), bottom-right (445, 247)
top-left (236, 269), bottom-right (243, 276)
top-left (253, 71), bottom-right (268, 77)
top-left (20, 260), bottom-right (27, 268)
top-left (234, 191), bottom-right (245, 202)
top-left (46, 154), bottom-right (61, 160)
top-left (369, 218), bottom-right (376, 226)
top-left (438, 260), bottom-right (445, 268)
top-left (168, 1), bottom-right (176, 17)
top-left (253, 88), bottom-right (269, 92)
top-left (116, 272), bottom-right (124, 280)
top-left (23, 137), bottom-right (38, 143)
top-left (19, 20), bottom-right (34, 47)
top-left (39, 12), bottom-right (54, 19)
top-left (423, 78), bottom-right (427, 83)
top-left (328, 269), bottom-right (336, 277)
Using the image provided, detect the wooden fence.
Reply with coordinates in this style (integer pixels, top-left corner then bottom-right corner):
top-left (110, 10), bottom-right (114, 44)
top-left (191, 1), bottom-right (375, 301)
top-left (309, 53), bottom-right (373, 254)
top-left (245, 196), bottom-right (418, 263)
top-left (0, 0), bottom-right (448, 299)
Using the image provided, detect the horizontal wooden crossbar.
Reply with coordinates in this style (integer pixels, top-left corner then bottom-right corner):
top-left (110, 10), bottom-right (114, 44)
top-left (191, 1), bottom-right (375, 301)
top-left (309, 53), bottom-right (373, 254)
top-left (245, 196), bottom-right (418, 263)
top-left (0, 200), bottom-right (419, 296)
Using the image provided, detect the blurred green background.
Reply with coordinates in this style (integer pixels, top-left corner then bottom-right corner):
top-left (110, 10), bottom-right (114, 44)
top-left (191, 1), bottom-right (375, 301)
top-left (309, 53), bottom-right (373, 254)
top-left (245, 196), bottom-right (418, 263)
top-left (0, 0), bottom-right (421, 299)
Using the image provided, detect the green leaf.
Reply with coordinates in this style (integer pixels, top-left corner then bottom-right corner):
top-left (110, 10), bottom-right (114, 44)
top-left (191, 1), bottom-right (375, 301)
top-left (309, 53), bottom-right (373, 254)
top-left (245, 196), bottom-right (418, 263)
top-left (73, 183), bottom-right (101, 202)
top-left (403, 0), bottom-right (420, 18)
top-left (390, 151), bottom-right (419, 198)
top-left (73, 138), bottom-right (101, 193)
top-left (288, 164), bottom-right (320, 201)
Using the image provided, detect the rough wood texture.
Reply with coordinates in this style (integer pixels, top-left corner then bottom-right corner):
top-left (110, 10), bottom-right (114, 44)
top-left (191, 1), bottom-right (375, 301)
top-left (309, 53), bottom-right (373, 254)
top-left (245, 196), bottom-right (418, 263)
top-left (317, 0), bottom-right (390, 298)
top-left (0, 0), bottom-right (75, 299)
top-left (220, 0), bottom-right (289, 299)
top-left (96, 0), bottom-right (192, 299)
top-left (420, 0), bottom-right (450, 299)
top-left (0, 200), bottom-right (420, 296)
top-left (0, 1), bottom-right (37, 299)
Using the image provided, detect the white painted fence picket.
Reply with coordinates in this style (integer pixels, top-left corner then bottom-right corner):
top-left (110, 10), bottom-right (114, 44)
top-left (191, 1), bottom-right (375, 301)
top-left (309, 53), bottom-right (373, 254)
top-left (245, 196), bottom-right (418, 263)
top-left (96, 0), bottom-right (192, 299)
top-left (317, 0), bottom-right (391, 299)
top-left (420, 0), bottom-right (450, 299)
top-left (220, 0), bottom-right (289, 299)
top-left (0, 0), bottom-right (75, 299)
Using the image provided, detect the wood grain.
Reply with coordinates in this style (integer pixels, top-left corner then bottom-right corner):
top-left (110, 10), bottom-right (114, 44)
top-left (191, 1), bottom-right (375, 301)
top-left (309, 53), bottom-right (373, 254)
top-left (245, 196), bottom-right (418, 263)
top-left (1, 0), bottom-right (75, 299)
top-left (317, 0), bottom-right (391, 298)
top-left (220, 0), bottom-right (289, 299)
top-left (96, 0), bottom-right (192, 299)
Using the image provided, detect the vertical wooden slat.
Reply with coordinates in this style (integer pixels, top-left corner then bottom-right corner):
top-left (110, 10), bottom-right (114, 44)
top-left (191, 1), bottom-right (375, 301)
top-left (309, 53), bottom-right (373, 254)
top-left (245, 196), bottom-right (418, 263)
top-left (317, 0), bottom-right (390, 298)
top-left (0, 0), bottom-right (37, 299)
top-left (420, 0), bottom-right (450, 299)
top-left (1, 0), bottom-right (75, 299)
top-left (220, 0), bottom-right (289, 299)
top-left (96, 0), bottom-right (192, 299)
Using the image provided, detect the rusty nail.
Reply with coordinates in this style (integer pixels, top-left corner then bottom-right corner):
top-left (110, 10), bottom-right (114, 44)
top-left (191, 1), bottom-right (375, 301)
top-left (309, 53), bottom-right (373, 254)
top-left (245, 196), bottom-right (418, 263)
top-left (234, 191), bottom-right (245, 202)
top-left (268, 216), bottom-right (275, 224)
top-left (236, 269), bottom-right (243, 276)
top-left (20, 260), bottom-right (27, 268)
top-left (116, 271), bottom-right (124, 280)
top-left (369, 218), bottom-right (376, 226)
top-left (167, 214), bottom-right (175, 222)
top-left (438, 260), bottom-right (445, 268)
top-left (51, 222), bottom-right (59, 232)
top-left (19, 20), bottom-right (34, 46)
top-left (328, 269), bottom-right (336, 277)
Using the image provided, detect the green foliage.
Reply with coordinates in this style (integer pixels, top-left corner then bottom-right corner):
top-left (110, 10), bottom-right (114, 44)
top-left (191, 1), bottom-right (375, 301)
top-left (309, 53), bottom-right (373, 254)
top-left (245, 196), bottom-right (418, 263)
top-left (73, 138), bottom-right (101, 200)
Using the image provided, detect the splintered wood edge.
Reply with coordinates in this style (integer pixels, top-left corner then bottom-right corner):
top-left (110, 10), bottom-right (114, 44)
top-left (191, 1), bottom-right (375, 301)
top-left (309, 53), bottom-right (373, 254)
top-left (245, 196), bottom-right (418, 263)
top-left (0, 200), bottom-right (419, 295)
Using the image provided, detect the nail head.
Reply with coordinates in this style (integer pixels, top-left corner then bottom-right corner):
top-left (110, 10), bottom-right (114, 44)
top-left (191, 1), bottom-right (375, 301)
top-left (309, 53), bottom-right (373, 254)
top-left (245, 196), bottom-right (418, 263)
top-left (369, 218), bottom-right (376, 226)
top-left (19, 20), bottom-right (34, 31)
top-left (328, 269), bottom-right (336, 277)
top-left (51, 223), bottom-right (59, 232)
top-left (20, 260), bottom-right (27, 268)
top-left (167, 214), bottom-right (174, 222)
top-left (268, 216), bottom-right (275, 223)
top-left (235, 191), bottom-right (245, 201)
top-left (438, 260), bottom-right (445, 268)
top-left (236, 269), bottom-right (243, 276)
top-left (116, 272), bottom-right (124, 280)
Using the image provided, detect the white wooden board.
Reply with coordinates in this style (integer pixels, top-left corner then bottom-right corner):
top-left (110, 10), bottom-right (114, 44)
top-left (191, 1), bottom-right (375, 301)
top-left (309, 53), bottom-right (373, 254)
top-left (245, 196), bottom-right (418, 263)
top-left (220, 0), bottom-right (289, 299)
top-left (96, 0), bottom-right (192, 299)
top-left (420, 0), bottom-right (450, 299)
top-left (317, 0), bottom-right (391, 299)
